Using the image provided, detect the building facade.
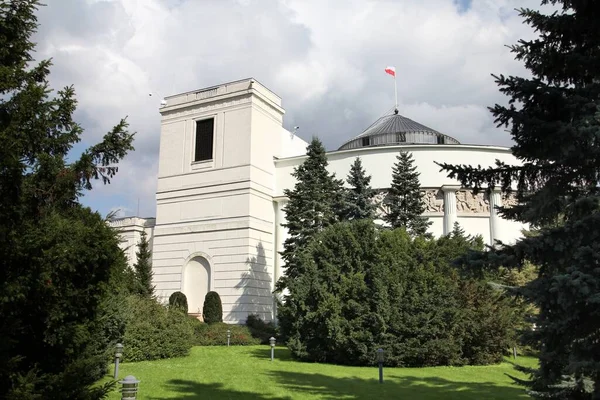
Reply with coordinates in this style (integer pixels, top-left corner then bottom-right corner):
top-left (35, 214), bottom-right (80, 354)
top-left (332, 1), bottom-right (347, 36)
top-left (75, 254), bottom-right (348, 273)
top-left (110, 78), bottom-right (525, 323)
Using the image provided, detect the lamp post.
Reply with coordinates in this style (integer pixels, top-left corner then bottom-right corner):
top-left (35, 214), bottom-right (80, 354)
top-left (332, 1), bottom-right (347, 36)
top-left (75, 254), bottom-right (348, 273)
top-left (269, 337), bottom-right (276, 361)
top-left (377, 348), bottom-right (384, 384)
top-left (114, 343), bottom-right (123, 379)
top-left (119, 375), bottom-right (140, 400)
top-left (227, 329), bottom-right (231, 347)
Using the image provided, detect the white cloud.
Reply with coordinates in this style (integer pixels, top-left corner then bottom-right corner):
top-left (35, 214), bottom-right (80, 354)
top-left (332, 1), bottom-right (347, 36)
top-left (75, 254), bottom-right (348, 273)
top-left (33, 0), bottom-right (545, 217)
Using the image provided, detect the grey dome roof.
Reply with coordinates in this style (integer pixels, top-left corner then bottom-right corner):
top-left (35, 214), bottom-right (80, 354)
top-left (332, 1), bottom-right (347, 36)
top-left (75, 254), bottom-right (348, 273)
top-left (338, 110), bottom-right (460, 151)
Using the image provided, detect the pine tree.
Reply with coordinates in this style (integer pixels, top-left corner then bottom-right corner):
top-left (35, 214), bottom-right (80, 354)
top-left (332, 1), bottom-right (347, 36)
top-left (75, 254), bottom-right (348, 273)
top-left (0, 1), bottom-right (135, 398)
top-left (133, 230), bottom-right (154, 298)
top-left (384, 151), bottom-right (431, 236)
top-left (438, 1), bottom-right (600, 397)
top-left (342, 157), bottom-right (376, 221)
top-left (275, 137), bottom-right (345, 290)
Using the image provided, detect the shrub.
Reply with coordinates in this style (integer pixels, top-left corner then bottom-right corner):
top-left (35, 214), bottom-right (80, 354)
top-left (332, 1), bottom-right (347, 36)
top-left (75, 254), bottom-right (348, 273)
top-left (203, 291), bottom-right (223, 323)
top-left (169, 291), bottom-right (188, 314)
top-left (122, 296), bottom-right (193, 362)
top-left (189, 320), bottom-right (260, 346)
top-left (278, 220), bottom-right (518, 367)
top-left (246, 314), bottom-right (277, 344)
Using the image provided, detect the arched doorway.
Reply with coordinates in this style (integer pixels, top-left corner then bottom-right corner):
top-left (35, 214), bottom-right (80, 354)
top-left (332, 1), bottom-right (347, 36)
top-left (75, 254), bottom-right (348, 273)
top-left (182, 255), bottom-right (211, 316)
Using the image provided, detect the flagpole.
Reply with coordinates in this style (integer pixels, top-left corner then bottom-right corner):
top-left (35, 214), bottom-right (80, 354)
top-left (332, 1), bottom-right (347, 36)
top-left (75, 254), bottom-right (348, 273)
top-left (394, 75), bottom-right (398, 112)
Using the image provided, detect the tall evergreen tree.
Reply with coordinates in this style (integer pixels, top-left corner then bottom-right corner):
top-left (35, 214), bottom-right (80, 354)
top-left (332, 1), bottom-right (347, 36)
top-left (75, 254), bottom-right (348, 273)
top-left (133, 230), bottom-right (154, 298)
top-left (275, 137), bottom-right (344, 290)
top-left (438, 1), bottom-right (600, 397)
top-left (0, 1), bottom-right (135, 398)
top-left (384, 151), bottom-right (431, 236)
top-left (342, 157), bottom-right (376, 221)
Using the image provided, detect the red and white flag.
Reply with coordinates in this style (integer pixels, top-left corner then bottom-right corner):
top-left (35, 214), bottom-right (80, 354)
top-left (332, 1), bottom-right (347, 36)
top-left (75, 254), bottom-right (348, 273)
top-left (385, 66), bottom-right (396, 77)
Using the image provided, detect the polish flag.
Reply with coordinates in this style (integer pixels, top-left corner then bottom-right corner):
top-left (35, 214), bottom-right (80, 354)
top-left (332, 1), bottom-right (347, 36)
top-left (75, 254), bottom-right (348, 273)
top-left (385, 66), bottom-right (396, 77)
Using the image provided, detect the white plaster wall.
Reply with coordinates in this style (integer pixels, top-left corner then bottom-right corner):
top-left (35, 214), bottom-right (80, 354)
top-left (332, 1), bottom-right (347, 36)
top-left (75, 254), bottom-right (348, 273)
top-left (109, 217), bottom-right (155, 267)
top-left (274, 144), bottom-right (526, 245)
top-left (152, 79), bottom-right (284, 323)
top-left (275, 128), bottom-right (308, 159)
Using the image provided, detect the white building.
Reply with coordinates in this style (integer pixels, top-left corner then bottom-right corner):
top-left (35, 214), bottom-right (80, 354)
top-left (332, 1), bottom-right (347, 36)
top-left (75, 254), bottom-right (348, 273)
top-left (110, 78), bottom-right (524, 323)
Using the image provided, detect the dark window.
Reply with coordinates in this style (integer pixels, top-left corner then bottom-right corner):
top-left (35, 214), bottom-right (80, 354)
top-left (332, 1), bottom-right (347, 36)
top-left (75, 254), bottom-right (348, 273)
top-left (396, 132), bottom-right (406, 143)
top-left (195, 118), bottom-right (214, 162)
top-left (436, 135), bottom-right (444, 144)
top-left (362, 137), bottom-right (370, 146)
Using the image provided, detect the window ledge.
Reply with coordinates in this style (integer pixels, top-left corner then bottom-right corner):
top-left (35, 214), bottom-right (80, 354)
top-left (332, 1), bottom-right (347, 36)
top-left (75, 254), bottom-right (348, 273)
top-left (191, 160), bottom-right (214, 170)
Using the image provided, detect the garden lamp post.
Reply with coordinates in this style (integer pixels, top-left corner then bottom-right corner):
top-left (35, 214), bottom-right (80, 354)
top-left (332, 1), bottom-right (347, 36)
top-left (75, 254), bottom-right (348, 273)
top-left (377, 348), bottom-right (384, 384)
top-left (114, 343), bottom-right (123, 379)
top-left (227, 329), bottom-right (231, 347)
top-left (269, 337), bottom-right (276, 361)
top-left (119, 375), bottom-right (140, 400)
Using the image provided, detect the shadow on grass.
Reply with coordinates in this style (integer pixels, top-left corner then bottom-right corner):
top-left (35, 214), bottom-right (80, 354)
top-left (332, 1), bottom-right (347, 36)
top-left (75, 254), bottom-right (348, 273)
top-left (247, 346), bottom-right (296, 362)
top-left (266, 371), bottom-right (528, 400)
top-left (147, 379), bottom-right (293, 400)
top-left (149, 370), bottom-right (527, 400)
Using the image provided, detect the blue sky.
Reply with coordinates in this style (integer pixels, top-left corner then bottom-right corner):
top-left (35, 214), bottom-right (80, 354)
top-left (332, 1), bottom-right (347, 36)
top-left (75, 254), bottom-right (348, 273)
top-left (34, 0), bottom-right (540, 218)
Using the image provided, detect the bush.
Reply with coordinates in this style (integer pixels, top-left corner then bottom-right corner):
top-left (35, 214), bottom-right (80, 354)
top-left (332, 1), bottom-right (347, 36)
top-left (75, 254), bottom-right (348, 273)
top-left (189, 320), bottom-right (260, 346)
top-left (203, 291), bottom-right (223, 323)
top-left (278, 220), bottom-right (518, 367)
top-left (246, 314), bottom-right (277, 344)
top-left (122, 296), bottom-right (193, 362)
top-left (169, 291), bottom-right (188, 314)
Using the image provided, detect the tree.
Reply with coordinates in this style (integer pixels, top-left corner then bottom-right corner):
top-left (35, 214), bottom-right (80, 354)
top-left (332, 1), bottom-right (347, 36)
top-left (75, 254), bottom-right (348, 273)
top-left (437, 1), bottom-right (600, 397)
top-left (275, 137), bottom-right (344, 289)
top-left (280, 219), bottom-right (516, 367)
top-left (133, 230), bottom-right (154, 298)
top-left (169, 291), bottom-right (188, 314)
top-left (342, 157), bottom-right (376, 221)
top-left (0, 1), bottom-right (134, 398)
top-left (384, 151), bottom-right (431, 236)
top-left (203, 291), bottom-right (223, 324)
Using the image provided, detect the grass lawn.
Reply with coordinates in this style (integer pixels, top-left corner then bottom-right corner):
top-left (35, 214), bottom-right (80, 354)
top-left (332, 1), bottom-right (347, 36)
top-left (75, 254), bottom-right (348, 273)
top-left (105, 346), bottom-right (536, 399)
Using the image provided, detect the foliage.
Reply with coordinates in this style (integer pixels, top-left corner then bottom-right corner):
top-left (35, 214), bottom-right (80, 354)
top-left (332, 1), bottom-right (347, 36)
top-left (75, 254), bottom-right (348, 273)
top-left (169, 291), bottom-right (188, 314)
top-left (0, 1), bottom-right (135, 398)
top-left (437, 1), bottom-right (600, 397)
top-left (246, 314), bottom-right (278, 344)
top-left (132, 230), bottom-right (154, 298)
top-left (203, 291), bottom-right (223, 324)
top-left (342, 157), bottom-right (376, 221)
top-left (384, 151), bottom-right (431, 236)
top-left (189, 321), bottom-right (260, 346)
top-left (278, 220), bottom-right (517, 367)
top-left (121, 296), bottom-right (193, 362)
top-left (275, 137), bottom-right (345, 295)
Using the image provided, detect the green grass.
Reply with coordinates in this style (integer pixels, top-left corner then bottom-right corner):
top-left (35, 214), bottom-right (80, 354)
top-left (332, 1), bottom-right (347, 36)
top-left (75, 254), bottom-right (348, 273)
top-left (106, 346), bottom-right (537, 399)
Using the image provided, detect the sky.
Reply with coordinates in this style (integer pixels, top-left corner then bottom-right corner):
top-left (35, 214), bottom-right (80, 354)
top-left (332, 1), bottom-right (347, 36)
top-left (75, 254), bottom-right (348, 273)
top-left (33, 0), bottom-right (545, 218)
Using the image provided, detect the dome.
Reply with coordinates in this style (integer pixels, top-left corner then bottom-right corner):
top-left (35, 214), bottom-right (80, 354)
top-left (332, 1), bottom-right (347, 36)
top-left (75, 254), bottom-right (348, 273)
top-left (338, 110), bottom-right (460, 151)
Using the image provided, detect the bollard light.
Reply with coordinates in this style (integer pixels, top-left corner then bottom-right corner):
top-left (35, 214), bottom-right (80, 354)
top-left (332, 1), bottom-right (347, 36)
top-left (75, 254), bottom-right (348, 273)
top-left (227, 329), bottom-right (231, 347)
top-left (269, 337), bottom-right (276, 361)
top-left (114, 343), bottom-right (124, 379)
top-left (119, 375), bottom-right (140, 400)
top-left (377, 348), bottom-right (384, 384)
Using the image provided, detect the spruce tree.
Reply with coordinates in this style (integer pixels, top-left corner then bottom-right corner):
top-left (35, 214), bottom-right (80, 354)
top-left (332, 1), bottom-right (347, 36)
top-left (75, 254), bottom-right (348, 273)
top-left (133, 230), bottom-right (154, 298)
top-left (0, 1), bottom-right (135, 398)
top-left (342, 157), bottom-right (376, 221)
top-left (384, 151), bottom-right (431, 236)
top-left (438, 1), bottom-right (600, 397)
top-left (275, 137), bottom-right (344, 289)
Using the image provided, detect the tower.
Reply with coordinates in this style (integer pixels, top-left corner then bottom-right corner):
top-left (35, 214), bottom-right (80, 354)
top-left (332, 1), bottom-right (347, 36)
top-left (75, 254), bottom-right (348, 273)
top-left (152, 78), bottom-right (300, 322)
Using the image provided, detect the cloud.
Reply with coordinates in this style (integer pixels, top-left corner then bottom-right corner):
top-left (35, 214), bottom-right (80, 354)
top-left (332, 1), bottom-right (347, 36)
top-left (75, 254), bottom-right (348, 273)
top-left (33, 0), bottom-right (544, 218)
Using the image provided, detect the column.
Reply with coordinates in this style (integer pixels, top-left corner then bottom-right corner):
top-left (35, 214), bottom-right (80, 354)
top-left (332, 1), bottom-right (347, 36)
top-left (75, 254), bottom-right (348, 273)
top-left (489, 189), bottom-right (502, 246)
top-left (441, 185), bottom-right (461, 235)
